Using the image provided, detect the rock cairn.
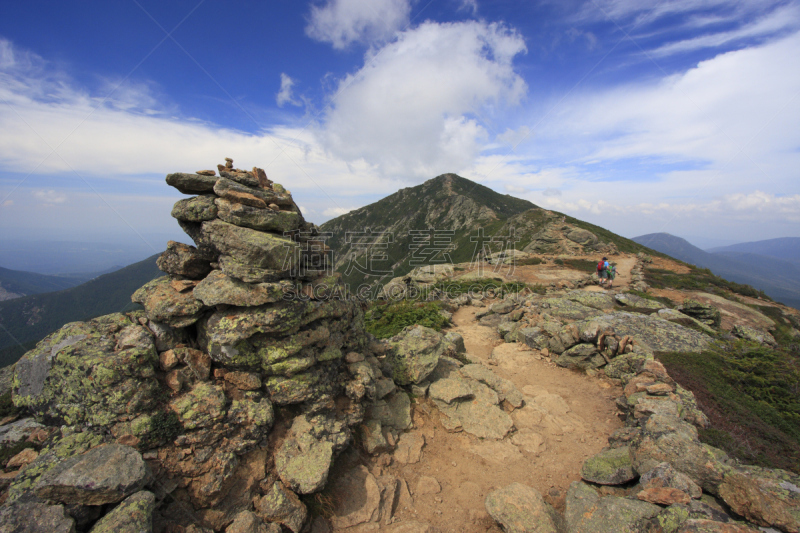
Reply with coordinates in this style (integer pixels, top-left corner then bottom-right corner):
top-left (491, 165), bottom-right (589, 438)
top-left (3, 159), bottom-right (421, 532)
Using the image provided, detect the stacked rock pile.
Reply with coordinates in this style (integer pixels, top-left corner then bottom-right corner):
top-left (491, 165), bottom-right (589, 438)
top-left (2, 159), bottom-right (425, 532)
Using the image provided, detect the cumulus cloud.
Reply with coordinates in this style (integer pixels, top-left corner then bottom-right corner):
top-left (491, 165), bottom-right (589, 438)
top-left (321, 20), bottom-right (527, 179)
top-left (305, 0), bottom-right (412, 49)
top-left (276, 73), bottom-right (301, 107)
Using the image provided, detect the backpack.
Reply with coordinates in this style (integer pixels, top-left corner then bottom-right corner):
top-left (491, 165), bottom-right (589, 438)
top-left (597, 261), bottom-right (604, 271)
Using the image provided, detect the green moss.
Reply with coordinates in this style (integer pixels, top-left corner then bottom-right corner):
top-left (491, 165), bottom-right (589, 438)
top-left (365, 301), bottom-right (449, 339)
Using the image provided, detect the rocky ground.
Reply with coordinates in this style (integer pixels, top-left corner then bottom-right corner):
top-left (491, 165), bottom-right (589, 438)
top-left (1, 163), bottom-right (799, 533)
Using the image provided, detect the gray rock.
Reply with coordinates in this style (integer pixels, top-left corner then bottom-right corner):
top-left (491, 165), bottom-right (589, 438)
top-left (731, 324), bottom-right (776, 346)
top-left (577, 313), bottom-right (713, 353)
top-left (564, 290), bottom-right (615, 310)
top-left (565, 481), bottom-right (661, 533)
top-left (166, 172), bottom-right (218, 194)
top-left (132, 276), bottom-right (206, 327)
top-left (156, 241), bottom-right (213, 279)
top-left (329, 465), bottom-right (381, 529)
top-left (394, 432), bottom-right (425, 464)
top-left (485, 483), bottom-right (560, 533)
top-left (201, 219), bottom-right (300, 271)
top-left (35, 444), bottom-right (150, 506)
top-left (171, 195), bottom-right (218, 223)
top-left (361, 420), bottom-right (390, 455)
top-left (213, 177), bottom-right (295, 208)
top-left (385, 325), bottom-right (446, 385)
top-left (566, 228), bottom-right (598, 245)
top-left (275, 414), bottom-right (348, 494)
top-left (434, 380), bottom-right (513, 439)
top-left (0, 501), bottom-right (75, 533)
top-left (255, 482), bottom-right (307, 533)
top-left (580, 447), bottom-right (637, 485)
top-left (460, 364), bottom-right (524, 408)
top-left (677, 300), bottom-right (721, 327)
top-left (226, 510), bottom-right (279, 533)
top-left (555, 343), bottom-right (605, 370)
top-left (656, 309), bottom-right (716, 335)
top-left (640, 462), bottom-right (702, 499)
top-left (366, 391), bottom-right (412, 431)
top-left (0, 418), bottom-right (44, 445)
top-left (428, 377), bottom-right (474, 404)
top-left (491, 300), bottom-right (517, 315)
top-left (193, 270), bottom-right (286, 307)
top-left (215, 198), bottom-right (303, 233)
top-left (88, 491), bottom-right (156, 533)
top-left (540, 298), bottom-right (603, 321)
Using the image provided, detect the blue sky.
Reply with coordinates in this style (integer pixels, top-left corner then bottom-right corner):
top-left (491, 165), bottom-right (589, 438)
top-left (0, 0), bottom-right (798, 258)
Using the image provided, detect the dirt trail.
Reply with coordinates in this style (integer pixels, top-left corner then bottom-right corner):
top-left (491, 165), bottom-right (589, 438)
top-left (333, 304), bottom-right (623, 532)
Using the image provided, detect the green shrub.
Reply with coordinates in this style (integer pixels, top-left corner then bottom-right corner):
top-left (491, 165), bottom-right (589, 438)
top-left (659, 339), bottom-right (800, 473)
top-left (365, 301), bottom-right (450, 339)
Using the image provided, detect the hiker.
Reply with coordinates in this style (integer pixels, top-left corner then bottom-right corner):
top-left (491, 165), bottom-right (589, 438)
top-left (607, 263), bottom-right (617, 289)
top-left (597, 257), bottom-right (607, 285)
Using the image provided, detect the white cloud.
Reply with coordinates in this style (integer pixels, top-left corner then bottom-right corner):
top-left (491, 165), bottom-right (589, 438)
top-left (323, 206), bottom-right (357, 217)
top-left (459, 0), bottom-right (478, 15)
top-left (276, 73), bottom-right (301, 107)
top-left (321, 20), bottom-right (527, 179)
top-left (32, 190), bottom-right (67, 204)
top-left (305, 0), bottom-right (412, 49)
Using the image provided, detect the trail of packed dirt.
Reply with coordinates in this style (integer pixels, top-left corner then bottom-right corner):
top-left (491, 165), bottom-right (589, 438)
top-left (331, 304), bottom-right (623, 532)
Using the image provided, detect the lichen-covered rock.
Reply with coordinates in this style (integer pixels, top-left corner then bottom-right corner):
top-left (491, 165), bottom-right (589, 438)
top-left (132, 276), bottom-right (206, 327)
top-left (717, 466), bottom-right (800, 532)
top-left (577, 313), bottom-right (712, 353)
top-left (172, 195), bottom-right (218, 222)
top-left (275, 413), bottom-right (349, 494)
top-left (566, 228), bottom-right (598, 246)
top-left (656, 309), bottom-right (717, 335)
top-left (565, 481), bottom-right (661, 533)
top-left (255, 482), bottom-right (307, 533)
top-left (731, 325), bottom-right (776, 346)
top-left (385, 325), bottom-right (446, 385)
top-left (157, 241), bottom-right (214, 279)
top-left (564, 290), bottom-right (615, 310)
top-left (166, 172), bottom-right (218, 194)
top-left (640, 462), bottom-right (702, 499)
top-left (88, 490), bottom-right (156, 533)
top-left (539, 298), bottom-right (603, 321)
top-left (13, 315), bottom-right (159, 427)
top-left (226, 510), bottom-right (280, 533)
top-left (485, 482), bottom-right (560, 533)
top-left (216, 197), bottom-right (302, 233)
top-left (0, 418), bottom-right (44, 445)
top-left (193, 270), bottom-right (287, 307)
top-left (201, 219), bottom-right (300, 271)
top-left (35, 444), bottom-right (149, 506)
top-left (428, 377), bottom-right (473, 404)
top-left (366, 391), bottom-right (412, 431)
top-left (678, 300), bottom-right (721, 327)
top-left (433, 379), bottom-right (513, 439)
top-left (676, 519), bottom-right (760, 532)
top-left (615, 293), bottom-right (666, 310)
top-left (0, 501), bottom-right (75, 533)
top-left (555, 343), bottom-right (604, 370)
top-left (169, 382), bottom-right (227, 430)
top-left (580, 446), bottom-right (637, 485)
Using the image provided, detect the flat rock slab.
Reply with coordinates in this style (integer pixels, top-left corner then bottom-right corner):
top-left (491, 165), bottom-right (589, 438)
top-left (485, 482), bottom-right (560, 533)
top-left (35, 444), bottom-right (149, 505)
top-left (394, 433), bottom-right (425, 464)
top-left (0, 418), bottom-right (44, 445)
top-left (330, 465), bottom-right (381, 529)
top-left (615, 293), bottom-right (665, 310)
top-left (469, 440), bottom-right (524, 464)
top-left (587, 312), bottom-right (713, 353)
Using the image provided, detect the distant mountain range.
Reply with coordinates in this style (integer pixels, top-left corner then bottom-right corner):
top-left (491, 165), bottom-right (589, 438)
top-left (708, 237), bottom-right (800, 261)
top-left (633, 233), bottom-right (800, 310)
top-left (0, 254), bottom-right (163, 367)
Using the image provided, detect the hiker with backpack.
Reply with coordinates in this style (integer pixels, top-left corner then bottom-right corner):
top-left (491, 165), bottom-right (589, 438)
top-left (597, 257), bottom-right (608, 285)
top-left (607, 263), bottom-right (617, 289)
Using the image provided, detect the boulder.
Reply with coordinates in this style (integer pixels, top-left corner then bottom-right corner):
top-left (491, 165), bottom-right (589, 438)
top-left (366, 391), bottom-right (412, 431)
top-left (226, 510), bottom-right (281, 533)
top-left (394, 432), bottom-right (425, 464)
top-left (565, 290), bottom-right (615, 310)
top-left (678, 300), bottom-right (721, 327)
top-left (540, 298), bottom-right (603, 321)
top-left (580, 446), bottom-right (637, 485)
top-left (731, 325), bottom-right (776, 346)
top-left (429, 377), bottom-right (473, 404)
top-left (132, 276), bottom-right (206, 327)
top-left (0, 418), bottom-right (44, 445)
top-left (566, 228), bottom-right (598, 246)
top-left (35, 444), bottom-right (149, 506)
top-left (157, 241), bottom-right (213, 279)
top-left (215, 198), bottom-right (302, 233)
top-left (201, 219), bottom-right (300, 271)
top-left (385, 325), bottom-right (446, 385)
top-left (433, 380), bottom-right (513, 439)
top-left (13, 315), bottom-right (160, 427)
top-left (171, 195), bottom-right (218, 222)
top-left (485, 482), bottom-right (561, 533)
top-left (275, 413), bottom-right (349, 494)
top-left (255, 482), bottom-right (307, 533)
top-left (166, 172), bottom-right (218, 194)
top-left (577, 313), bottom-right (712, 353)
top-left (717, 466), bottom-right (800, 532)
top-left (0, 501), bottom-right (75, 533)
top-left (555, 343), bottom-right (605, 370)
top-left (657, 309), bottom-right (717, 335)
top-left (640, 462), bottom-right (702, 499)
top-left (88, 491), bottom-right (156, 533)
top-left (565, 481), bottom-right (661, 533)
top-left (193, 270), bottom-right (287, 307)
